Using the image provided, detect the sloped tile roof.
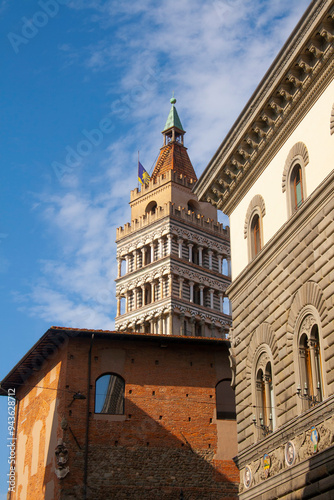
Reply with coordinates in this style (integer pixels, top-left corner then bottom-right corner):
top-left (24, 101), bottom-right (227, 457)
top-left (151, 142), bottom-right (197, 182)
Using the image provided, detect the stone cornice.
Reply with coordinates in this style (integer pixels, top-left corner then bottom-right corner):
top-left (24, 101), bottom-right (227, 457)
top-left (227, 169), bottom-right (334, 302)
top-left (172, 299), bottom-right (231, 325)
top-left (115, 296), bottom-right (231, 328)
top-left (194, 0), bottom-right (334, 215)
top-left (170, 259), bottom-right (230, 289)
top-left (115, 256), bottom-right (230, 292)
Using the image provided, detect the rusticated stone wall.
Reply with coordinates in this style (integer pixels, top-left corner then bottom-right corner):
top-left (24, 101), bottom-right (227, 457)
top-left (229, 173), bottom-right (334, 453)
top-left (229, 171), bottom-right (334, 499)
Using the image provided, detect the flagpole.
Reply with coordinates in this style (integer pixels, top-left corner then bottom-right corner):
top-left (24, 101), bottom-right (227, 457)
top-left (138, 151), bottom-right (140, 189)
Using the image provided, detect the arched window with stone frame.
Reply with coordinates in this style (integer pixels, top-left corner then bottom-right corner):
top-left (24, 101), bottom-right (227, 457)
top-left (282, 142), bottom-right (309, 217)
top-left (295, 308), bottom-right (324, 412)
top-left (252, 347), bottom-right (275, 440)
top-left (244, 195), bottom-right (266, 261)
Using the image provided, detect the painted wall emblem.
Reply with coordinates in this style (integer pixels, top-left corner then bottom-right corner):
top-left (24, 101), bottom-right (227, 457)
top-left (285, 441), bottom-right (295, 466)
top-left (310, 426), bottom-right (318, 453)
top-left (244, 466), bottom-right (252, 488)
top-left (263, 453), bottom-right (271, 478)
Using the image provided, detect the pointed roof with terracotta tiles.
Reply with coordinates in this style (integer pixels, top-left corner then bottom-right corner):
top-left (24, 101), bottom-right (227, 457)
top-left (151, 97), bottom-right (197, 183)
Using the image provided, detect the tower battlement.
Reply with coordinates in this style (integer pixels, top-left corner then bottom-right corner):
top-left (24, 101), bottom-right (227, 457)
top-left (116, 201), bottom-right (229, 240)
top-left (130, 170), bottom-right (197, 203)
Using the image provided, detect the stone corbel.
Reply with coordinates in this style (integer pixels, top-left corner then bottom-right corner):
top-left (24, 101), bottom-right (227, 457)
top-left (212, 184), bottom-right (224, 198)
top-left (217, 175), bottom-right (232, 189)
top-left (297, 54), bottom-right (314, 74)
top-left (287, 68), bottom-right (304, 88)
top-left (225, 167), bottom-right (238, 179)
top-left (230, 156), bottom-right (244, 171)
top-left (319, 22), bottom-right (334, 42)
top-left (307, 39), bottom-right (324, 59)
top-left (253, 121), bottom-right (269, 138)
top-left (278, 83), bottom-right (294, 101)
top-left (237, 147), bottom-right (250, 160)
top-left (269, 96), bottom-right (285, 113)
top-left (245, 132), bottom-right (260, 149)
top-left (207, 195), bottom-right (218, 205)
top-left (261, 111), bottom-right (276, 127)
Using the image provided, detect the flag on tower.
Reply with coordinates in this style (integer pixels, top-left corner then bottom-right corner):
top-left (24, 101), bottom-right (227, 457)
top-left (138, 161), bottom-right (150, 185)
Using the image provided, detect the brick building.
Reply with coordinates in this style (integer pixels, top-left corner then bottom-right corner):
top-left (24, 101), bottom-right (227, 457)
top-left (195, 0), bottom-right (334, 498)
top-left (1, 327), bottom-right (238, 499)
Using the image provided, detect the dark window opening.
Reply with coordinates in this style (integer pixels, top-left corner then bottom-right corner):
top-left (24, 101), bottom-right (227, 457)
top-left (216, 379), bottom-right (236, 420)
top-left (251, 214), bottom-right (261, 258)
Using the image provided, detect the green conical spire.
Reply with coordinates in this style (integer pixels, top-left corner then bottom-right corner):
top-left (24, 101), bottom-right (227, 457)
top-left (163, 96), bottom-right (184, 132)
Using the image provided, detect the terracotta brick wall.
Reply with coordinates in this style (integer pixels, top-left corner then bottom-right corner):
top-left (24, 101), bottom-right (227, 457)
top-left (13, 352), bottom-right (67, 500)
top-left (59, 337), bottom-right (238, 499)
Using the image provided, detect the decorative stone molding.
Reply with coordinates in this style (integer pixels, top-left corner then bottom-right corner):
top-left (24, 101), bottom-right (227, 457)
top-left (244, 195), bottom-right (266, 238)
top-left (245, 323), bottom-right (278, 382)
top-left (286, 281), bottom-right (327, 348)
top-left (240, 421), bottom-right (334, 492)
top-left (170, 265), bottom-right (229, 291)
top-left (171, 303), bottom-right (230, 325)
top-left (282, 142), bottom-right (309, 193)
top-left (331, 103), bottom-right (334, 135)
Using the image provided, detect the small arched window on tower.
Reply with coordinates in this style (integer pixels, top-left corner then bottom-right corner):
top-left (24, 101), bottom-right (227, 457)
top-left (187, 199), bottom-right (200, 213)
top-left (145, 201), bottom-right (157, 216)
top-left (216, 379), bottom-right (236, 420)
top-left (297, 315), bottom-right (323, 410)
top-left (95, 373), bottom-right (125, 414)
top-left (244, 195), bottom-right (265, 262)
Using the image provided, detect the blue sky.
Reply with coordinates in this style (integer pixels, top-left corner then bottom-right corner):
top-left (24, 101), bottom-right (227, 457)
top-left (0, 0), bottom-right (310, 495)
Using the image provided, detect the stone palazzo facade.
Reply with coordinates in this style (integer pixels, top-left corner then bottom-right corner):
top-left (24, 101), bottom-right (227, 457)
top-left (195, 1), bottom-right (334, 498)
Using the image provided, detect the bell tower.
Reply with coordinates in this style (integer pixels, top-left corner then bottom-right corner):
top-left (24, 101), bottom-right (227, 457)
top-left (115, 98), bottom-right (231, 337)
